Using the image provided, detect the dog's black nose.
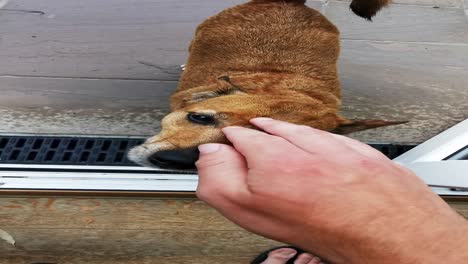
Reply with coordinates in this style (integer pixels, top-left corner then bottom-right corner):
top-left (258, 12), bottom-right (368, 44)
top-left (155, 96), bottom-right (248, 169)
top-left (148, 147), bottom-right (200, 170)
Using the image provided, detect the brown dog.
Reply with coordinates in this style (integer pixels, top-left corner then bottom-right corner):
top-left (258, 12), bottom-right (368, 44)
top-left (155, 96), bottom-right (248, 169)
top-left (128, 0), bottom-right (400, 169)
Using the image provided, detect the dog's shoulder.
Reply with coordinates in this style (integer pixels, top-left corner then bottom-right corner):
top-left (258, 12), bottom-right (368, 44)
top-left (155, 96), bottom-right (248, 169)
top-left (194, 1), bottom-right (337, 35)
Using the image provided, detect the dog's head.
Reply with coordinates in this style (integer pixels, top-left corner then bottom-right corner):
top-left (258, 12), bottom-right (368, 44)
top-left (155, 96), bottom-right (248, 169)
top-left (128, 75), bottom-right (404, 170)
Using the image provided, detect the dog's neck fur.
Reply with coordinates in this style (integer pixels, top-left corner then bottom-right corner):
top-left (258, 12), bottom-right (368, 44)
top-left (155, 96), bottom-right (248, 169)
top-left (171, 71), bottom-right (340, 111)
top-left (222, 71), bottom-right (340, 107)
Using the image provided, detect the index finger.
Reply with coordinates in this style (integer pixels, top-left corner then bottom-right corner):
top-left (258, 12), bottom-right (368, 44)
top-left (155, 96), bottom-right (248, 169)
top-left (221, 126), bottom-right (310, 169)
top-left (250, 118), bottom-right (358, 158)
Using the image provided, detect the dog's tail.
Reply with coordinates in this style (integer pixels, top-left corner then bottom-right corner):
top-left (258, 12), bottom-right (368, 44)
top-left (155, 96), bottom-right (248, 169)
top-left (250, 0), bottom-right (306, 4)
top-left (250, 0), bottom-right (390, 20)
top-left (350, 0), bottom-right (391, 20)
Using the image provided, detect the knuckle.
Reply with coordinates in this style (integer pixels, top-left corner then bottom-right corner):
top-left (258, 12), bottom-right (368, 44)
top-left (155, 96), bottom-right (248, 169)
top-left (357, 157), bottom-right (378, 166)
top-left (251, 155), bottom-right (323, 179)
top-left (356, 158), bottom-right (384, 173)
top-left (284, 160), bottom-right (324, 176)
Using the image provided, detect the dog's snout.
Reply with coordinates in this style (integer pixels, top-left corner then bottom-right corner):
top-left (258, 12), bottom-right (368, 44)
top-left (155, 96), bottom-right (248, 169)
top-left (148, 147), bottom-right (200, 170)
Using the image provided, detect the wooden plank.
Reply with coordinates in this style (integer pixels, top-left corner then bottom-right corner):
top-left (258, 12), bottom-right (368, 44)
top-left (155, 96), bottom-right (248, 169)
top-left (0, 256), bottom-right (253, 264)
top-left (0, 76), bottom-right (176, 109)
top-left (0, 0), bottom-right (322, 79)
top-left (2, 0), bottom-right (466, 86)
top-left (1, 0), bottom-right (467, 82)
top-left (338, 40), bottom-right (468, 144)
top-left (0, 196), bottom-right (466, 262)
top-left (0, 106), bottom-right (167, 136)
top-left (0, 0), bottom-right (238, 79)
top-left (0, 229), bottom-right (279, 256)
top-left (465, 0), bottom-right (468, 16)
top-left (449, 200), bottom-right (468, 218)
top-left (2, 197), bottom-right (465, 232)
top-left (0, 196), bottom-right (281, 260)
top-left (0, 76), bottom-right (177, 135)
top-left (325, 1), bottom-right (468, 43)
top-left (0, 197), bottom-right (239, 231)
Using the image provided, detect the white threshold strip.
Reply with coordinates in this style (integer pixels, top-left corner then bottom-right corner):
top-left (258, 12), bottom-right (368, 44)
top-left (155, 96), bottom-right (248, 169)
top-left (0, 165), bottom-right (198, 192)
top-left (0, 119), bottom-right (467, 195)
top-left (406, 161), bottom-right (468, 195)
top-left (0, 171), bottom-right (198, 192)
top-left (395, 119), bottom-right (468, 196)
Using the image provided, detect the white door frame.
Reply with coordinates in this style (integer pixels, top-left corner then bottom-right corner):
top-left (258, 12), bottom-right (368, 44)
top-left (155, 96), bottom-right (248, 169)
top-left (394, 119), bottom-right (468, 196)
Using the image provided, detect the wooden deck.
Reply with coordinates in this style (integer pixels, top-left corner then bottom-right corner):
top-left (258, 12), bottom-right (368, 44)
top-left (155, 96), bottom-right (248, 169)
top-left (0, 195), bottom-right (282, 264)
top-left (1, 0), bottom-right (468, 263)
top-left (0, 195), bottom-right (467, 264)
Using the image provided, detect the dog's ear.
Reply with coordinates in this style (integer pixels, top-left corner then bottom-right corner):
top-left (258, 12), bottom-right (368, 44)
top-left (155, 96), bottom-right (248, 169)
top-left (332, 117), bottom-right (407, 135)
top-left (187, 91), bottom-right (222, 104)
top-left (185, 76), bottom-right (246, 104)
top-left (170, 76), bottom-right (247, 109)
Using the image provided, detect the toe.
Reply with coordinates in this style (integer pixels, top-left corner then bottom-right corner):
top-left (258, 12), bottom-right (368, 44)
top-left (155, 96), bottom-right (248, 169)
top-left (295, 253), bottom-right (324, 264)
top-left (260, 247), bottom-right (297, 264)
top-left (294, 253), bottom-right (314, 264)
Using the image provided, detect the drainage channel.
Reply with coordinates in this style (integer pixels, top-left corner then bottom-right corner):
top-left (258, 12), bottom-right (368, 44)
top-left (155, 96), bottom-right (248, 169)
top-left (0, 135), bottom-right (416, 168)
top-left (0, 135), bottom-right (143, 167)
top-left (0, 135), bottom-right (416, 192)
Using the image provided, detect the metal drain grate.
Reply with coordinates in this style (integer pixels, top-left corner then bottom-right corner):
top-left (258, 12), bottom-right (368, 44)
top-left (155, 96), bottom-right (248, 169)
top-left (0, 135), bottom-right (416, 166)
top-left (0, 136), bottom-right (144, 166)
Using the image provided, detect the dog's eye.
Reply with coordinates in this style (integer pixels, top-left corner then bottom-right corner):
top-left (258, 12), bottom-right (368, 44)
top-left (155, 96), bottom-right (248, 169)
top-left (187, 113), bottom-right (216, 126)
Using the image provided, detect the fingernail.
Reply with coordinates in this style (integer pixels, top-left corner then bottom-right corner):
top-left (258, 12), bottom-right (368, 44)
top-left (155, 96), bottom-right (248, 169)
top-left (251, 117), bottom-right (273, 123)
top-left (198, 144), bottom-right (221, 154)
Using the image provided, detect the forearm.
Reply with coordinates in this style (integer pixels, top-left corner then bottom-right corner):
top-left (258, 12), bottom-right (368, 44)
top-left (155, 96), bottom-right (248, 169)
top-left (390, 218), bottom-right (468, 264)
top-left (286, 193), bottom-right (468, 264)
top-left (349, 211), bottom-right (468, 263)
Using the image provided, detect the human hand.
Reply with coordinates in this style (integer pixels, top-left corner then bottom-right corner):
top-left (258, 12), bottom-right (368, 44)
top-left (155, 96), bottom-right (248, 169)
top-left (196, 118), bottom-right (468, 264)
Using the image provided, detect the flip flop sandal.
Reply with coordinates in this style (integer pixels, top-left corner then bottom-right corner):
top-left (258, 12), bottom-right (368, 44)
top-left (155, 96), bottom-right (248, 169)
top-left (251, 246), bottom-right (306, 264)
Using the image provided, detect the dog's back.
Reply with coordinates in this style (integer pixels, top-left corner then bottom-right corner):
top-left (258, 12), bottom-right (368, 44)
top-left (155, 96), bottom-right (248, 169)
top-left (177, 0), bottom-right (390, 93)
top-left (177, 0), bottom-right (339, 93)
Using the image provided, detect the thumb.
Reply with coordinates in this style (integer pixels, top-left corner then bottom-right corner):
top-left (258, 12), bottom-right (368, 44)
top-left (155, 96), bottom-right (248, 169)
top-left (196, 144), bottom-right (248, 204)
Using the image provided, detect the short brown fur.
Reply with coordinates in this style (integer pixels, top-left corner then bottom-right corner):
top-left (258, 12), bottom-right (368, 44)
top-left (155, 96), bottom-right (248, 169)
top-left (128, 0), bottom-right (402, 168)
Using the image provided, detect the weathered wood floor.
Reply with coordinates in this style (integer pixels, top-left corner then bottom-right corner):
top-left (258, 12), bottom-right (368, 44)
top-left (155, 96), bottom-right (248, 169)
top-left (0, 195), bottom-right (467, 264)
top-left (0, 196), bottom-right (282, 264)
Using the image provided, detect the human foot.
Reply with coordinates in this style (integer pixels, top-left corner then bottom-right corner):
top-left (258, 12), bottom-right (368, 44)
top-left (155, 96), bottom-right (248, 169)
top-left (252, 247), bottom-right (327, 264)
